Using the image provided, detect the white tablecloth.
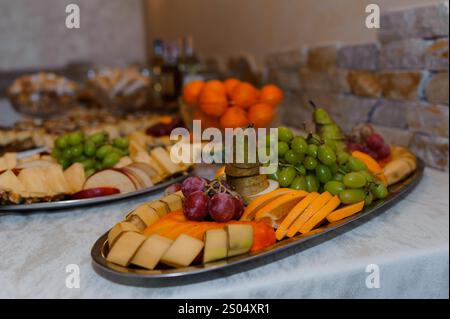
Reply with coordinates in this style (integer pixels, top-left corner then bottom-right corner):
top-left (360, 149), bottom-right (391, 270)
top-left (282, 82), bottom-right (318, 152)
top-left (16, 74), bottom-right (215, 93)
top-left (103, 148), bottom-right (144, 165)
top-left (0, 167), bottom-right (448, 299)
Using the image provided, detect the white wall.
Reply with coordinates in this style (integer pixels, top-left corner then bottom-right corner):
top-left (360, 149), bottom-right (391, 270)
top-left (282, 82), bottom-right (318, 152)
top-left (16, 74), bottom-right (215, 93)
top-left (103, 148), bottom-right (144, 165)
top-left (0, 0), bottom-right (146, 71)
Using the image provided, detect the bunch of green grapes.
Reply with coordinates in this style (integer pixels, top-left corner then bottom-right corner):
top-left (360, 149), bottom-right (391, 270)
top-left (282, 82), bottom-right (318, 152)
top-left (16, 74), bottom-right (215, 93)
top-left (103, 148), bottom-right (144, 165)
top-left (51, 131), bottom-right (129, 176)
top-left (271, 127), bottom-right (388, 205)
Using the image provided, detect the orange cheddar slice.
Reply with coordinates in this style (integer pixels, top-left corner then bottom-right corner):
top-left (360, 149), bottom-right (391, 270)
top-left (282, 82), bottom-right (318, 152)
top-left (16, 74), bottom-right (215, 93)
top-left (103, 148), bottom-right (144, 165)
top-left (253, 190), bottom-right (308, 223)
top-left (327, 201), bottom-right (365, 222)
top-left (275, 192), bottom-right (319, 240)
top-left (299, 195), bottom-right (341, 234)
top-left (286, 192), bottom-right (332, 238)
top-left (240, 188), bottom-right (294, 221)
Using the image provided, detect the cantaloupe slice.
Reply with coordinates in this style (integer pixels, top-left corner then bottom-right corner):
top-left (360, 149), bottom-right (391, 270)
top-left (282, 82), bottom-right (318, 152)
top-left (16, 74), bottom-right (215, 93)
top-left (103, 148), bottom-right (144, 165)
top-left (45, 165), bottom-right (71, 194)
top-left (286, 192), bottom-right (333, 238)
top-left (106, 231), bottom-right (146, 267)
top-left (327, 201), bottom-right (365, 222)
top-left (64, 163), bottom-right (85, 193)
top-left (18, 167), bottom-right (51, 195)
top-left (148, 200), bottom-right (170, 217)
top-left (0, 169), bottom-right (26, 193)
top-left (253, 190), bottom-right (308, 225)
top-left (299, 195), bottom-right (341, 234)
top-left (275, 192), bottom-right (319, 240)
top-left (129, 204), bottom-right (160, 227)
top-left (240, 188), bottom-right (294, 221)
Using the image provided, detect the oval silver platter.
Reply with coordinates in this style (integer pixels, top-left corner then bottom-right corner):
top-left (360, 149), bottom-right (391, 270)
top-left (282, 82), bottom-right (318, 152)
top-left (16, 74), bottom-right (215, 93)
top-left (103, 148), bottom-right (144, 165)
top-left (91, 158), bottom-right (424, 287)
top-left (0, 172), bottom-right (191, 212)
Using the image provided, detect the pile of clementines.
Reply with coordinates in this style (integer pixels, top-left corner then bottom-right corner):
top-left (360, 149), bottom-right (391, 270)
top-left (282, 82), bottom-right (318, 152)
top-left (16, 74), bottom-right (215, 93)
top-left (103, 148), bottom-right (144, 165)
top-left (182, 79), bottom-right (284, 129)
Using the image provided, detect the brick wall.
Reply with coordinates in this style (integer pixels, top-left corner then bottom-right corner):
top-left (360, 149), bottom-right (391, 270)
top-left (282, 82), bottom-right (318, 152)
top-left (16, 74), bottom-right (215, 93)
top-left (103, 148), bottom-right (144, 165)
top-left (267, 2), bottom-right (449, 171)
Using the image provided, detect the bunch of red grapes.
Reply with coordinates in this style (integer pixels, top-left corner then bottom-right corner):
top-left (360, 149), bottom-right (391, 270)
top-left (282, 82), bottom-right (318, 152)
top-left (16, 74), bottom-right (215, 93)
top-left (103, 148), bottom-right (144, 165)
top-left (167, 177), bottom-right (244, 222)
top-left (347, 124), bottom-right (391, 160)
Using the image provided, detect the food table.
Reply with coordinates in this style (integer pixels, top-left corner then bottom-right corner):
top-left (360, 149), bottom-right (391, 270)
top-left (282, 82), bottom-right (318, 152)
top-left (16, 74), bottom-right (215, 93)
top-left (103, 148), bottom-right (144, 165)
top-left (0, 163), bottom-right (448, 298)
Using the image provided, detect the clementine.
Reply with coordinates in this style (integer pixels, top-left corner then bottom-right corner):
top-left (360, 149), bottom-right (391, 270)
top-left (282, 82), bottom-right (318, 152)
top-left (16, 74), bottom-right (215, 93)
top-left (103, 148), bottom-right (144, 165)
top-left (194, 110), bottom-right (221, 129)
top-left (220, 107), bottom-right (249, 128)
top-left (259, 84), bottom-right (284, 106)
top-left (203, 80), bottom-right (227, 95)
top-left (230, 82), bottom-right (258, 109)
top-left (248, 103), bottom-right (274, 128)
top-left (199, 90), bottom-right (228, 118)
top-left (182, 80), bottom-right (205, 105)
top-left (224, 78), bottom-right (240, 97)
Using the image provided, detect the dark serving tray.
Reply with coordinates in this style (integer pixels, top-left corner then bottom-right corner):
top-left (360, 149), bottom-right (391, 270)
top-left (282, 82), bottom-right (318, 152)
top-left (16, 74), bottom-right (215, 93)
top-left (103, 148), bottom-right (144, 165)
top-left (91, 158), bottom-right (424, 287)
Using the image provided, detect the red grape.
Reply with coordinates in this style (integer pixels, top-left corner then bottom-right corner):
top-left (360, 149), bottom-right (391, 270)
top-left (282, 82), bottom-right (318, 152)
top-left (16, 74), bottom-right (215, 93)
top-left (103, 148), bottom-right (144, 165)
top-left (183, 191), bottom-right (209, 221)
top-left (347, 142), bottom-right (365, 153)
top-left (361, 145), bottom-right (379, 160)
top-left (366, 133), bottom-right (385, 150)
top-left (164, 183), bottom-right (182, 196)
top-left (181, 176), bottom-right (207, 197)
top-left (377, 144), bottom-right (391, 160)
top-left (208, 193), bottom-right (236, 222)
top-left (359, 124), bottom-right (375, 140)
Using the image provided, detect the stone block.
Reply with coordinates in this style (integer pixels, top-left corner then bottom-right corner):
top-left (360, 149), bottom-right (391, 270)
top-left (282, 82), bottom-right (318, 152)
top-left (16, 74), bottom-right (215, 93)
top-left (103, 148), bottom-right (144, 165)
top-left (298, 68), bottom-right (350, 94)
top-left (266, 48), bottom-right (307, 70)
top-left (347, 71), bottom-right (382, 98)
top-left (406, 103), bottom-right (449, 137)
top-left (378, 2), bottom-right (449, 42)
top-left (369, 99), bottom-right (411, 129)
top-left (337, 43), bottom-right (379, 70)
top-left (409, 133), bottom-right (449, 171)
top-left (307, 44), bottom-right (338, 70)
top-left (379, 71), bottom-right (428, 101)
top-left (425, 72), bottom-right (449, 104)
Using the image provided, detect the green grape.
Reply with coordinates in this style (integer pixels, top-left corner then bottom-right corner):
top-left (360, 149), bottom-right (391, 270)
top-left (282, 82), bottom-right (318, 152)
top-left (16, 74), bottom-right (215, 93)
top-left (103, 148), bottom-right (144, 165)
top-left (295, 164), bottom-right (307, 176)
top-left (73, 155), bottom-right (86, 163)
top-left (268, 169), bottom-right (279, 181)
top-left (96, 144), bottom-right (113, 160)
top-left (291, 136), bottom-right (308, 155)
top-left (348, 156), bottom-right (368, 172)
top-left (70, 145), bottom-right (83, 158)
top-left (278, 167), bottom-right (297, 187)
top-left (285, 150), bottom-right (301, 165)
top-left (89, 132), bottom-right (107, 145)
top-left (307, 133), bottom-right (322, 145)
top-left (94, 162), bottom-right (103, 171)
top-left (307, 144), bottom-right (318, 158)
top-left (323, 137), bottom-right (337, 152)
top-left (278, 141), bottom-right (290, 157)
top-left (365, 192), bottom-right (374, 206)
top-left (339, 189), bottom-right (366, 204)
top-left (55, 135), bottom-right (69, 149)
top-left (102, 152), bottom-right (121, 168)
top-left (113, 137), bottom-right (129, 150)
top-left (68, 131), bottom-right (84, 146)
top-left (316, 164), bottom-right (332, 183)
top-left (329, 163), bottom-right (339, 174)
top-left (81, 159), bottom-right (96, 170)
top-left (337, 151), bottom-right (350, 165)
top-left (111, 147), bottom-right (125, 157)
top-left (85, 168), bottom-right (95, 178)
top-left (359, 170), bottom-right (374, 183)
top-left (303, 156), bottom-right (318, 170)
top-left (324, 181), bottom-right (345, 196)
top-left (291, 176), bottom-right (307, 191)
top-left (343, 172), bottom-right (367, 188)
top-left (58, 157), bottom-right (70, 170)
top-left (305, 175), bottom-right (319, 192)
top-left (373, 183), bottom-right (388, 199)
top-left (51, 148), bottom-right (61, 159)
top-left (83, 140), bottom-right (96, 157)
top-left (278, 127), bottom-right (293, 143)
top-left (62, 148), bottom-right (73, 160)
top-left (318, 145), bottom-right (336, 166)
top-left (333, 173), bottom-right (344, 182)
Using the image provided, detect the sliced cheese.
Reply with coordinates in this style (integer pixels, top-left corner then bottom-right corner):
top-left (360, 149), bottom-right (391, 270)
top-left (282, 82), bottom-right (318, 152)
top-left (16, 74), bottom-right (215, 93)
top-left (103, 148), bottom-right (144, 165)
top-left (160, 194), bottom-right (183, 212)
top-left (106, 232), bottom-right (146, 267)
top-left (161, 234), bottom-right (204, 268)
top-left (64, 163), bottom-right (86, 193)
top-left (131, 235), bottom-right (173, 270)
top-left (149, 200), bottom-right (169, 217)
top-left (150, 147), bottom-right (182, 175)
top-left (108, 222), bottom-right (141, 247)
top-left (45, 165), bottom-right (71, 194)
top-left (18, 167), bottom-right (51, 195)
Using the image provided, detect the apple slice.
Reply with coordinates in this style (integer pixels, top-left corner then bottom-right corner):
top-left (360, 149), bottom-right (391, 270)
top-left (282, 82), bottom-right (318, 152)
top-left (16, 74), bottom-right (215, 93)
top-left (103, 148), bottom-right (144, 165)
top-left (83, 169), bottom-right (137, 194)
top-left (128, 162), bottom-right (162, 184)
top-left (123, 165), bottom-right (154, 188)
top-left (64, 163), bottom-right (86, 193)
top-left (119, 167), bottom-right (146, 189)
top-left (71, 187), bottom-right (120, 199)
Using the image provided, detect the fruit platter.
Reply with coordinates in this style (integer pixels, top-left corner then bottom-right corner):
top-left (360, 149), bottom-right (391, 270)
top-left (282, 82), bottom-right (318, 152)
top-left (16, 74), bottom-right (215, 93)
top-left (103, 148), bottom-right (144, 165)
top-left (0, 120), bottom-right (193, 211)
top-left (91, 105), bottom-right (424, 286)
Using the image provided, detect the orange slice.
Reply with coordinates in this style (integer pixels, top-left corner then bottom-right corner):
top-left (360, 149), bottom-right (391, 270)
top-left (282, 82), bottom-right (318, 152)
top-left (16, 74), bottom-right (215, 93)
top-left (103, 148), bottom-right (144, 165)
top-left (299, 195), bottom-right (341, 234)
top-left (286, 192), bottom-right (332, 238)
top-left (240, 188), bottom-right (295, 221)
top-left (253, 190), bottom-right (308, 224)
top-left (326, 201), bottom-right (365, 222)
top-left (275, 192), bottom-right (320, 240)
